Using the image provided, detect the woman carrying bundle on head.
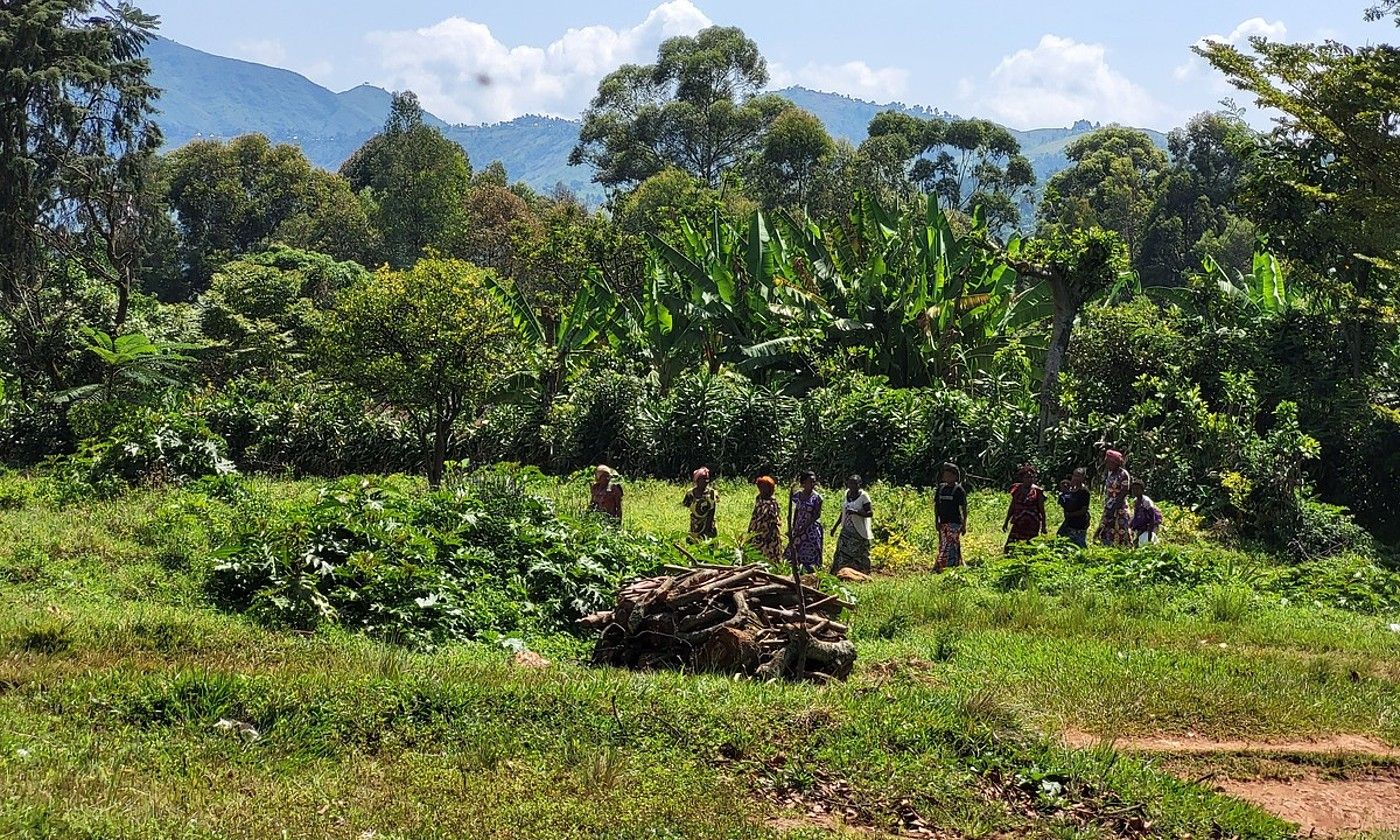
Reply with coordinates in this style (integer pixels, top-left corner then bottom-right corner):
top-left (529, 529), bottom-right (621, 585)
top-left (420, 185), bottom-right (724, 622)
top-left (1095, 450), bottom-right (1134, 547)
top-left (1002, 463), bottom-right (1047, 552)
top-left (784, 471), bottom-right (824, 573)
top-left (747, 475), bottom-right (783, 563)
top-left (831, 475), bottom-right (874, 575)
top-left (682, 467), bottom-right (719, 542)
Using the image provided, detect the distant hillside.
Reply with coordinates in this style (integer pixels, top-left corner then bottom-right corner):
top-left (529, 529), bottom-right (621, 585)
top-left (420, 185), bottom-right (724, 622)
top-left (774, 87), bottom-right (1168, 184)
top-left (145, 37), bottom-right (1169, 204)
top-left (443, 117), bottom-right (594, 200)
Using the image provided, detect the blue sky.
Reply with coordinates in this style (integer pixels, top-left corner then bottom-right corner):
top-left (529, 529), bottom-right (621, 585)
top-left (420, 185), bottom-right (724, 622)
top-left (138, 1), bottom-right (1382, 130)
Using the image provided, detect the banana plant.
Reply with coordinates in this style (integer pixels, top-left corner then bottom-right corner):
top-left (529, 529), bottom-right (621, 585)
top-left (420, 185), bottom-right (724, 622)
top-left (635, 210), bottom-right (826, 389)
top-left (1208, 249), bottom-right (1296, 316)
top-left (486, 271), bottom-right (618, 403)
top-left (783, 196), bottom-right (1039, 387)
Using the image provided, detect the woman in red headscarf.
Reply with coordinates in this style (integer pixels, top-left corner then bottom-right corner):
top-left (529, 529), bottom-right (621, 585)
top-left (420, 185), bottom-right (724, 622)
top-left (1095, 449), bottom-right (1134, 547)
top-left (1002, 463), bottom-right (1047, 551)
top-left (747, 476), bottom-right (782, 562)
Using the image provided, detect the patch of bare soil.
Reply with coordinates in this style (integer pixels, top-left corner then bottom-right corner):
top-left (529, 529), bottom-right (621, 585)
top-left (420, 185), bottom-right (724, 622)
top-left (1061, 729), bottom-right (1400, 757)
top-left (1062, 730), bottom-right (1400, 835)
top-left (1214, 772), bottom-right (1400, 837)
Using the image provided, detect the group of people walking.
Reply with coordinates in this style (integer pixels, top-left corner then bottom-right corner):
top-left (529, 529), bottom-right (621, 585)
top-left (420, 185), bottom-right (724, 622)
top-left (997, 450), bottom-right (1161, 551)
top-left (586, 448), bottom-right (1164, 575)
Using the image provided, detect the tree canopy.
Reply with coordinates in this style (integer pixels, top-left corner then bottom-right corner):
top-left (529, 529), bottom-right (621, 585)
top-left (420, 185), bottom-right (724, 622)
top-left (341, 92), bottom-right (472, 268)
top-left (865, 112), bottom-right (1035, 228)
top-left (0, 0), bottom-right (162, 388)
top-left (570, 26), bottom-right (793, 189)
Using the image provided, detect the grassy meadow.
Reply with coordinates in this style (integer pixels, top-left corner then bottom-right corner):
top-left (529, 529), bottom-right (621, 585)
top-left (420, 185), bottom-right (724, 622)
top-left (1, 471), bottom-right (1398, 838)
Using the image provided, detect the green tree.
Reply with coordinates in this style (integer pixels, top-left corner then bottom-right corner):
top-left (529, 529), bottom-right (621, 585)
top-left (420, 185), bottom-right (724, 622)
top-left (322, 258), bottom-right (518, 486)
top-left (1010, 227), bottom-right (1131, 435)
top-left (865, 113), bottom-right (1035, 228)
top-left (570, 26), bottom-right (792, 189)
top-left (459, 182), bottom-right (542, 276)
top-left (751, 108), bottom-right (835, 210)
top-left (341, 92), bottom-right (472, 268)
top-left (1139, 112), bottom-right (1258, 283)
top-left (164, 135), bottom-right (378, 288)
top-left (200, 246), bottom-right (369, 377)
top-left (613, 168), bottom-right (727, 239)
top-left (1197, 37), bottom-right (1400, 304)
top-left (1039, 127), bottom-right (1167, 270)
top-left (0, 0), bottom-right (162, 390)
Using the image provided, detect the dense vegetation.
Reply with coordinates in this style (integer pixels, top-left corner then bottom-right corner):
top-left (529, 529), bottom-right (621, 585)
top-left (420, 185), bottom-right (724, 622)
top-left (4, 3), bottom-right (1396, 553)
top-left (1, 4), bottom-right (1399, 835)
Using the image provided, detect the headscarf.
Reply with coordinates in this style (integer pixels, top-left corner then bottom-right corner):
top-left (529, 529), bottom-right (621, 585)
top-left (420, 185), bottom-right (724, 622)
top-left (1017, 463), bottom-right (1038, 479)
top-left (595, 465), bottom-right (617, 480)
top-left (1105, 449), bottom-right (1125, 468)
top-left (692, 467), bottom-right (711, 483)
top-left (755, 475), bottom-right (776, 492)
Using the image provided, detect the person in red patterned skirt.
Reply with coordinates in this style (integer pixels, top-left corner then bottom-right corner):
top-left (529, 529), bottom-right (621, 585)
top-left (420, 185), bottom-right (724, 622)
top-left (934, 463), bottom-right (968, 570)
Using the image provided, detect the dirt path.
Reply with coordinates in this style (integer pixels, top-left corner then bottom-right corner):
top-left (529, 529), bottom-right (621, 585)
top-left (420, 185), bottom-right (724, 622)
top-left (1062, 729), bottom-right (1400, 836)
top-left (1061, 728), bottom-right (1400, 758)
top-left (1215, 773), bottom-right (1400, 837)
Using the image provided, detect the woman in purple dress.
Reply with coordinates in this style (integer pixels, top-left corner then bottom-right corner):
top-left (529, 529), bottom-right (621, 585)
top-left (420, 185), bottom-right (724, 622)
top-left (784, 471), bottom-right (824, 573)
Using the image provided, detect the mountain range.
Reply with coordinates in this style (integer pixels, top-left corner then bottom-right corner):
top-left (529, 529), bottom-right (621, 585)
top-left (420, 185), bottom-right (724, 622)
top-left (146, 36), bottom-right (1168, 204)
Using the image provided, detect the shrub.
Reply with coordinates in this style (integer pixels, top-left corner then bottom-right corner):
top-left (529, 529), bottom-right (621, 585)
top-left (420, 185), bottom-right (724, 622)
top-left (1286, 497), bottom-right (1373, 561)
top-left (546, 369), bottom-right (653, 473)
top-left (81, 408), bottom-right (235, 490)
top-left (791, 374), bottom-right (918, 483)
top-left (197, 377), bottom-right (418, 477)
top-left (208, 474), bottom-right (666, 647)
top-left (649, 370), bottom-right (791, 479)
top-left (468, 402), bottom-right (550, 467)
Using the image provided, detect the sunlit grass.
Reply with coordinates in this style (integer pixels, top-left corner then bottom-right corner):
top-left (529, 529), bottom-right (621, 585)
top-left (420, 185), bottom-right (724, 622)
top-left (0, 471), bottom-right (1395, 837)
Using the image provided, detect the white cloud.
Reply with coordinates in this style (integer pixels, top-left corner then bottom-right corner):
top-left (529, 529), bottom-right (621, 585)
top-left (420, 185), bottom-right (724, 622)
top-left (959, 34), bottom-right (1168, 129)
top-left (233, 38), bottom-right (335, 86)
top-left (234, 38), bottom-right (287, 67)
top-left (1174, 17), bottom-right (1287, 80)
top-left (367, 0), bottom-right (712, 124)
top-left (771, 60), bottom-right (909, 100)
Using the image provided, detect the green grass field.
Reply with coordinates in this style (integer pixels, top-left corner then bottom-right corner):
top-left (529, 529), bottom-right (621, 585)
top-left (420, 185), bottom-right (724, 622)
top-left (1, 472), bottom-right (1398, 838)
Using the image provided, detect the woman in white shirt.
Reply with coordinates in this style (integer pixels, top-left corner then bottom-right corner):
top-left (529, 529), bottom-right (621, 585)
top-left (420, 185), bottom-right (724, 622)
top-left (830, 475), bottom-right (874, 574)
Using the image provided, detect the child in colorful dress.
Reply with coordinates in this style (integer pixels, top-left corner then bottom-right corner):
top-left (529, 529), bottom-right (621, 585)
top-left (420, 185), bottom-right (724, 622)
top-left (1130, 480), bottom-right (1163, 546)
top-left (682, 467), bottom-right (719, 542)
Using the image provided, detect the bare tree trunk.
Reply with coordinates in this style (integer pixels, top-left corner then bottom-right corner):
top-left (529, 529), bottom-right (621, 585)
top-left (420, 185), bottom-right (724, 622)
top-left (427, 419), bottom-right (449, 489)
top-left (1039, 281), bottom-right (1079, 441)
top-left (114, 274), bottom-right (131, 335)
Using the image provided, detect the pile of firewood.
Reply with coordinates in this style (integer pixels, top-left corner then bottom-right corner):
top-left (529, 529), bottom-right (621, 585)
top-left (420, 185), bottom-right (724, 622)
top-left (581, 563), bottom-right (856, 682)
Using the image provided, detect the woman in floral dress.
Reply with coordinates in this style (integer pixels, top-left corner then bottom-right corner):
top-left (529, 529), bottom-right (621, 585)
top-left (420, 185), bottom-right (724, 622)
top-left (784, 471), bottom-right (824, 573)
top-left (747, 476), bottom-right (783, 562)
top-left (1095, 450), bottom-right (1134, 547)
